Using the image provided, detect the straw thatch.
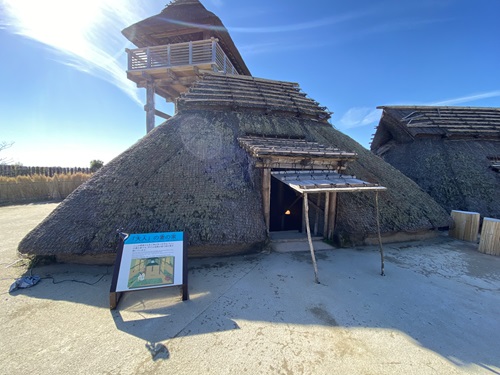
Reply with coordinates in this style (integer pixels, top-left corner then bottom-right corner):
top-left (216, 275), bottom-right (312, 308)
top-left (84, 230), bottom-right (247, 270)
top-left (122, 0), bottom-right (250, 76)
top-left (372, 106), bottom-right (500, 218)
top-left (18, 75), bottom-right (450, 262)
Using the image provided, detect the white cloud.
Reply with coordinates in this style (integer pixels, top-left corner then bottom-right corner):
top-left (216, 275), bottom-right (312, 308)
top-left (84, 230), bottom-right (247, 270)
top-left (337, 107), bottom-right (381, 129)
top-left (0, 0), bottom-right (157, 107)
top-left (209, 0), bottom-right (224, 7)
top-left (430, 90), bottom-right (500, 106)
top-left (229, 11), bottom-right (370, 34)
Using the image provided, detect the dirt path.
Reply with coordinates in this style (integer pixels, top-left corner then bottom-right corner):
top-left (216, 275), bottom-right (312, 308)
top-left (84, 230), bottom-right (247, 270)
top-left (1, 203), bottom-right (499, 374)
top-left (0, 202), bottom-right (59, 274)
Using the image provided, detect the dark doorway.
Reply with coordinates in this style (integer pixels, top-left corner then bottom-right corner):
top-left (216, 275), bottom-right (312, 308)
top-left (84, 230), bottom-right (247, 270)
top-left (270, 176), bottom-right (303, 232)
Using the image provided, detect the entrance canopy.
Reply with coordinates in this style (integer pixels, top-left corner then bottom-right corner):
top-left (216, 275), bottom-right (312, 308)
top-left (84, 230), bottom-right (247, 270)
top-left (238, 137), bottom-right (387, 281)
top-left (271, 170), bottom-right (386, 193)
top-left (238, 136), bottom-right (357, 171)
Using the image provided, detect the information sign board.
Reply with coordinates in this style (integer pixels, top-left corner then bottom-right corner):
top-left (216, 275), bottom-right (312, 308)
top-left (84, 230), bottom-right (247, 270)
top-left (110, 231), bottom-right (188, 309)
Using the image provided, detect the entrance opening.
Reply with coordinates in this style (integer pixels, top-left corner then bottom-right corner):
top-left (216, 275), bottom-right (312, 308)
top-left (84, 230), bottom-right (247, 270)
top-left (270, 176), bottom-right (303, 232)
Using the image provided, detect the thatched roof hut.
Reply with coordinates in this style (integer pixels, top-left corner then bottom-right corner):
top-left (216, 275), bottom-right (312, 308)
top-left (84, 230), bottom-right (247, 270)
top-left (19, 74), bottom-right (450, 263)
top-left (371, 105), bottom-right (500, 218)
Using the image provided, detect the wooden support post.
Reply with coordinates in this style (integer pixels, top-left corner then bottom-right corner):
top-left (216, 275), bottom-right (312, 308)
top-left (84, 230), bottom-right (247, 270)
top-left (181, 234), bottom-right (189, 300)
top-left (478, 218), bottom-right (500, 256)
top-left (327, 192), bottom-right (337, 240)
top-left (304, 193), bottom-right (320, 284)
top-left (314, 194), bottom-right (321, 236)
top-left (126, 49), bottom-right (132, 70)
top-left (323, 192), bottom-right (330, 238)
top-left (262, 168), bottom-right (271, 234)
top-left (145, 81), bottom-right (155, 133)
top-left (302, 202), bottom-right (306, 234)
top-left (375, 191), bottom-right (385, 276)
top-left (109, 292), bottom-right (122, 310)
top-left (154, 109), bottom-right (171, 120)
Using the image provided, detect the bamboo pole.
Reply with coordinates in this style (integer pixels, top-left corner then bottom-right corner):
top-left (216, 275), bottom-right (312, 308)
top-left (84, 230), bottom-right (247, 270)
top-left (375, 191), bottom-right (385, 276)
top-left (304, 193), bottom-right (320, 284)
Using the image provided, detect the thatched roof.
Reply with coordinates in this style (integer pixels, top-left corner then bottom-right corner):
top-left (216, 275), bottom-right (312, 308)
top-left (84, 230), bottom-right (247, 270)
top-left (122, 0), bottom-right (250, 76)
top-left (19, 75), bottom-right (451, 260)
top-left (176, 73), bottom-right (331, 122)
top-left (372, 106), bottom-right (500, 152)
top-left (371, 105), bottom-right (500, 218)
top-left (238, 137), bottom-right (356, 159)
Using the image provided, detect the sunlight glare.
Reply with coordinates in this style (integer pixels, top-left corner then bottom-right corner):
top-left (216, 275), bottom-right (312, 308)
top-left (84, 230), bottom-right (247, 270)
top-left (3, 0), bottom-right (104, 57)
top-left (2, 0), bottom-right (148, 106)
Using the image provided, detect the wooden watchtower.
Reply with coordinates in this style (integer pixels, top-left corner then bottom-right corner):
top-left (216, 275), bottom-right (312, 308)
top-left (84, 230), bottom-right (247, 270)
top-left (122, 0), bottom-right (251, 133)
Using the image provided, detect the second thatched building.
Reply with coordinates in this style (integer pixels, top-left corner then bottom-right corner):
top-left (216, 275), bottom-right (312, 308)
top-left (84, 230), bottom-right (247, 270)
top-left (371, 105), bottom-right (500, 218)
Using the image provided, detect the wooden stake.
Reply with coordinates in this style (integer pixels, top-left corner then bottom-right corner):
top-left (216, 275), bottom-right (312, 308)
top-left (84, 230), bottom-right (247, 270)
top-left (375, 191), bottom-right (385, 276)
top-left (304, 193), bottom-right (320, 284)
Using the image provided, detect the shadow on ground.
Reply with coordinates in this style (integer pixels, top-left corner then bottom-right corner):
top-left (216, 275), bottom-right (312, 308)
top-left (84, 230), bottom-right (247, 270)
top-left (8, 235), bottom-right (500, 372)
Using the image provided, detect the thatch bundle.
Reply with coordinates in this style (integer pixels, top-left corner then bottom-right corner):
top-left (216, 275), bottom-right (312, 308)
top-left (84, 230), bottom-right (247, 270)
top-left (18, 76), bottom-right (450, 262)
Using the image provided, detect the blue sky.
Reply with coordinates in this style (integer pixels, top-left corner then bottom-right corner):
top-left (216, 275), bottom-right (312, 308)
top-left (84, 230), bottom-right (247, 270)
top-left (0, 0), bottom-right (499, 167)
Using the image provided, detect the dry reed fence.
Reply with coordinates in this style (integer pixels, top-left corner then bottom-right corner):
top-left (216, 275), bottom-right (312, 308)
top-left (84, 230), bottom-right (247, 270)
top-left (0, 173), bottom-right (91, 205)
top-left (0, 164), bottom-right (91, 177)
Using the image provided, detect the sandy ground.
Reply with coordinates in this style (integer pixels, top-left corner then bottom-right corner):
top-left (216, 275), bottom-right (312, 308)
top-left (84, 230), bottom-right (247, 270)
top-left (1, 203), bottom-right (499, 375)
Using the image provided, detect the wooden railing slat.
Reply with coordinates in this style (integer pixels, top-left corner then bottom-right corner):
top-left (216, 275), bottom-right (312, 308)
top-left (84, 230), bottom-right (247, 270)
top-left (127, 39), bottom-right (238, 74)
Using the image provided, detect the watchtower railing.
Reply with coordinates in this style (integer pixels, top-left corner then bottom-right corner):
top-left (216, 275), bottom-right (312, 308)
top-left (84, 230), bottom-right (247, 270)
top-left (126, 38), bottom-right (238, 75)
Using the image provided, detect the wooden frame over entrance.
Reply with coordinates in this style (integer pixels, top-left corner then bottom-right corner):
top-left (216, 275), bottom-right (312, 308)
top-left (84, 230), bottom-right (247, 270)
top-left (272, 169), bottom-right (387, 283)
top-left (239, 136), bottom-right (387, 282)
top-left (238, 136), bottom-right (371, 236)
top-left (272, 170), bottom-right (386, 240)
top-left (238, 136), bottom-right (357, 171)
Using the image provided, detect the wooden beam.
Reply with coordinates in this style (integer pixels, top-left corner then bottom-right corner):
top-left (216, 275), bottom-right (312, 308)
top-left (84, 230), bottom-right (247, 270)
top-left (256, 161), bottom-right (348, 171)
top-left (155, 86), bottom-right (178, 102)
top-left (154, 76), bottom-right (198, 87)
top-left (154, 109), bottom-right (172, 120)
top-left (145, 81), bottom-right (155, 133)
